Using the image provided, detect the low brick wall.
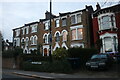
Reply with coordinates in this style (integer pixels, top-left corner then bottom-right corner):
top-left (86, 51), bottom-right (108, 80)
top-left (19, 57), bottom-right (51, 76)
top-left (2, 57), bottom-right (20, 69)
top-left (2, 58), bottom-right (14, 69)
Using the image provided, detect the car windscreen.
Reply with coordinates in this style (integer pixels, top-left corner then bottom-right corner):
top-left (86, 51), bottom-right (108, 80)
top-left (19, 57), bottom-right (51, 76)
top-left (91, 54), bottom-right (107, 59)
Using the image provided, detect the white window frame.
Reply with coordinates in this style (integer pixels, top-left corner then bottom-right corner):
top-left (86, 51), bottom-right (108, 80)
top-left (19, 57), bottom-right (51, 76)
top-left (15, 29), bottom-right (20, 37)
top-left (14, 38), bottom-right (20, 46)
top-left (70, 25), bottom-right (83, 40)
top-left (70, 12), bottom-right (82, 25)
top-left (43, 33), bottom-right (48, 44)
top-left (98, 13), bottom-right (116, 31)
top-left (61, 30), bottom-right (68, 42)
top-left (61, 18), bottom-right (67, 27)
top-left (30, 36), bottom-right (34, 45)
top-left (26, 26), bottom-right (29, 34)
top-left (55, 19), bottom-right (59, 28)
top-left (31, 24), bottom-right (38, 33)
top-left (34, 35), bottom-right (38, 45)
top-left (100, 33), bottom-right (118, 53)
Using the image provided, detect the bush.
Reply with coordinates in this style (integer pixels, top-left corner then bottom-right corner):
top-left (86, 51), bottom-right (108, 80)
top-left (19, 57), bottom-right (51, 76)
top-left (2, 49), bottom-right (14, 58)
top-left (52, 48), bottom-right (68, 60)
top-left (22, 59), bottom-right (72, 73)
top-left (20, 54), bottom-right (50, 62)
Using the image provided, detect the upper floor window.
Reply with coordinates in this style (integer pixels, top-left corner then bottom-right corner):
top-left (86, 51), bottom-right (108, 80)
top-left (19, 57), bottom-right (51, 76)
top-left (31, 24), bottom-right (37, 33)
top-left (14, 38), bottom-right (20, 46)
top-left (55, 32), bottom-right (60, 42)
top-left (77, 14), bottom-right (81, 23)
top-left (48, 34), bottom-right (51, 43)
top-left (44, 21), bottom-right (50, 30)
top-left (71, 28), bottom-right (83, 40)
top-left (34, 36), bottom-right (37, 45)
top-left (15, 29), bottom-right (20, 37)
top-left (55, 19), bottom-right (59, 27)
top-left (71, 15), bottom-right (76, 24)
top-left (98, 13), bottom-right (116, 30)
top-left (44, 35), bottom-right (47, 44)
top-left (71, 13), bottom-right (81, 25)
top-left (62, 18), bottom-right (67, 26)
top-left (62, 30), bottom-right (68, 41)
top-left (30, 35), bottom-right (37, 45)
top-left (22, 28), bottom-right (25, 35)
top-left (25, 37), bottom-right (29, 46)
top-left (21, 38), bottom-right (25, 46)
top-left (26, 27), bottom-right (29, 34)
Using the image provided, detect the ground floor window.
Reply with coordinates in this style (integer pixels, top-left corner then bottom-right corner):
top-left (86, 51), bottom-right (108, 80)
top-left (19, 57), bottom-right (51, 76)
top-left (104, 37), bottom-right (112, 52)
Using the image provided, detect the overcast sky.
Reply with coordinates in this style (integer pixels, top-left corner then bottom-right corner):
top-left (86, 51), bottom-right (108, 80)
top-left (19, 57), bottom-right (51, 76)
top-left (0, 0), bottom-right (119, 42)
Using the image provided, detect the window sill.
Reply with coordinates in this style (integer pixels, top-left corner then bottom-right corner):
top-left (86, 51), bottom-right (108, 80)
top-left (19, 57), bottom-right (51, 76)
top-left (31, 44), bottom-right (37, 46)
top-left (72, 39), bottom-right (83, 41)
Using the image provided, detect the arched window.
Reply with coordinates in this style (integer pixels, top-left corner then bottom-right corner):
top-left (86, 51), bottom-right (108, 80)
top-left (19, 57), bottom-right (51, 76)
top-left (30, 36), bottom-right (34, 45)
top-left (21, 38), bottom-right (25, 46)
top-left (56, 32), bottom-right (60, 42)
top-left (48, 34), bottom-right (51, 43)
top-left (34, 35), bottom-right (37, 45)
top-left (25, 37), bottom-right (29, 46)
top-left (44, 35), bottom-right (47, 43)
top-left (62, 31), bottom-right (67, 41)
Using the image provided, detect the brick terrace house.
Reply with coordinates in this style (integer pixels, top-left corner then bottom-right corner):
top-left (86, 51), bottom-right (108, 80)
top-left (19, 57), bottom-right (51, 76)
top-left (39, 5), bottom-right (94, 56)
top-left (13, 22), bottom-right (39, 54)
top-left (92, 4), bottom-right (120, 54)
top-left (13, 5), bottom-right (94, 56)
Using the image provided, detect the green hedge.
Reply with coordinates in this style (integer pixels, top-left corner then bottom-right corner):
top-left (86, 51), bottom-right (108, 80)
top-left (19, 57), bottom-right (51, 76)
top-left (22, 59), bottom-right (72, 73)
top-left (67, 48), bottom-right (98, 67)
top-left (20, 54), bottom-right (51, 61)
top-left (2, 50), bottom-right (14, 58)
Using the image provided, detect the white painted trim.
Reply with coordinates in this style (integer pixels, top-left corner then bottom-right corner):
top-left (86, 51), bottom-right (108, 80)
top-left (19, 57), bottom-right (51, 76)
top-left (70, 43), bottom-right (84, 48)
top-left (61, 42), bottom-right (68, 50)
top-left (53, 42), bottom-right (60, 51)
top-left (34, 35), bottom-right (38, 40)
top-left (43, 45), bottom-right (49, 56)
top-left (100, 33), bottom-right (117, 39)
top-left (100, 33), bottom-right (118, 53)
top-left (98, 13), bottom-right (114, 19)
top-left (21, 37), bottom-right (25, 42)
top-left (30, 36), bottom-right (33, 40)
top-left (43, 20), bottom-right (50, 24)
top-left (60, 16), bottom-right (67, 19)
top-left (43, 33), bottom-right (48, 38)
top-left (54, 31), bottom-right (61, 37)
top-left (70, 25), bottom-right (83, 30)
top-left (54, 17), bottom-right (60, 21)
top-left (70, 12), bottom-right (82, 17)
top-left (61, 30), bottom-right (68, 35)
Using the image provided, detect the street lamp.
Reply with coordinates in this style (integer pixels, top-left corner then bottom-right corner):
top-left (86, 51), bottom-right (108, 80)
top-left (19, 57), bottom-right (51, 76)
top-left (49, 0), bottom-right (52, 62)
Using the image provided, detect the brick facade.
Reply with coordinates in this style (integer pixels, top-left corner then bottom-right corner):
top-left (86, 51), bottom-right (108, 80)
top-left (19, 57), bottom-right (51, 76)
top-left (92, 4), bottom-right (120, 54)
top-left (13, 5), bottom-right (94, 56)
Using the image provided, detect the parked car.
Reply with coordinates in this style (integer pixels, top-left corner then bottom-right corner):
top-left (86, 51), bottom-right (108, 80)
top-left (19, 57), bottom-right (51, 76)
top-left (86, 54), bottom-right (114, 70)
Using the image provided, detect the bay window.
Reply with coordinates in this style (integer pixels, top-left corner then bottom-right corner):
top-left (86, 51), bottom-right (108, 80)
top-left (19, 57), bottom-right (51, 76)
top-left (98, 13), bottom-right (116, 30)
top-left (71, 28), bottom-right (83, 40)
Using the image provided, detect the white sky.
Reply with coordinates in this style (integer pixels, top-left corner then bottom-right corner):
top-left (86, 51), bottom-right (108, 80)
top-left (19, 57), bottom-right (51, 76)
top-left (0, 0), bottom-right (119, 41)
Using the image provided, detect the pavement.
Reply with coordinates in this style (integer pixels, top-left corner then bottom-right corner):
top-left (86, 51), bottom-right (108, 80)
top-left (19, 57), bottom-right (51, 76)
top-left (2, 67), bottom-right (120, 80)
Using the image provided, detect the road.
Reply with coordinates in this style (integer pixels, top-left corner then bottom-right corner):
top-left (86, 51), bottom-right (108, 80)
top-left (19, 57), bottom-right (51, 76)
top-left (2, 69), bottom-right (45, 80)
